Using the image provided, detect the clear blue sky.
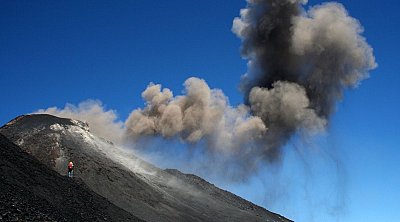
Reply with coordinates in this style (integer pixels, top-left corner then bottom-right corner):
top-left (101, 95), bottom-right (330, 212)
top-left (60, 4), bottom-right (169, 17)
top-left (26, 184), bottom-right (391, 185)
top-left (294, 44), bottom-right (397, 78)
top-left (1, 1), bottom-right (399, 221)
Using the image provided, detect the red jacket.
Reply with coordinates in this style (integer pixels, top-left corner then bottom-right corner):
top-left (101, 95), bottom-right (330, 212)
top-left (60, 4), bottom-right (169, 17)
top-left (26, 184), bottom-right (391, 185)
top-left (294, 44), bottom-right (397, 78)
top-left (68, 162), bottom-right (74, 169)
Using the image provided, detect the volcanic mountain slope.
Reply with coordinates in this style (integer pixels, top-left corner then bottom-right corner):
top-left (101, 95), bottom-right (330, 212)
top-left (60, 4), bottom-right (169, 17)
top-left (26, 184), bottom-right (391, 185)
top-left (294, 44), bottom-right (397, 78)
top-left (1, 114), bottom-right (292, 222)
top-left (0, 133), bottom-right (143, 221)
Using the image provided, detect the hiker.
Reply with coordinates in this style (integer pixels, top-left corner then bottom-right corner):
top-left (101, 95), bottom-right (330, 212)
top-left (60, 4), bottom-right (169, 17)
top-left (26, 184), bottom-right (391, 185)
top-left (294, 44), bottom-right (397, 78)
top-left (67, 161), bottom-right (74, 178)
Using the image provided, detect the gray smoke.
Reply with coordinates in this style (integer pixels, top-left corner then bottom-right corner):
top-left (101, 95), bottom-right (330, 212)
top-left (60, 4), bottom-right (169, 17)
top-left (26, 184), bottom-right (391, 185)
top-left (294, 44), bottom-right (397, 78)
top-left (124, 77), bottom-right (270, 180)
top-left (232, 0), bottom-right (377, 160)
top-left (37, 0), bottom-right (376, 181)
top-left (125, 78), bottom-right (266, 163)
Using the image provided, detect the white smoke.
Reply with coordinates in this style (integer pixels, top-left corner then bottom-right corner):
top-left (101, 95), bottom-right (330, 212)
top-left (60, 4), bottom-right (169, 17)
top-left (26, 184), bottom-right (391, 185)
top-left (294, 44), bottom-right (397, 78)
top-left (36, 100), bottom-right (125, 144)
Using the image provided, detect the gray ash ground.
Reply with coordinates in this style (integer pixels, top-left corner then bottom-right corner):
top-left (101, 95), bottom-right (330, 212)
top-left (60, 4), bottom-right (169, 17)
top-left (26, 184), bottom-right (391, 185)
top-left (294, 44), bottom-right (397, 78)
top-left (0, 134), bottom-right (143, 222)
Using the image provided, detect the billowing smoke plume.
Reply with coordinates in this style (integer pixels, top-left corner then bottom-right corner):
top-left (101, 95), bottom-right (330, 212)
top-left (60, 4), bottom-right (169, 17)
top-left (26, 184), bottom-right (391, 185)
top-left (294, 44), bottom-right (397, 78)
top-left (231, 0), bottom-right (376, 159)
top-left (125, 77), bottom-right (267, 177)
top-left (37, 0), bottom-right (376, 181)
top-left (125, 77), bottom-right (266, 143)
top-left (128, 0), bottom-right (376, 163)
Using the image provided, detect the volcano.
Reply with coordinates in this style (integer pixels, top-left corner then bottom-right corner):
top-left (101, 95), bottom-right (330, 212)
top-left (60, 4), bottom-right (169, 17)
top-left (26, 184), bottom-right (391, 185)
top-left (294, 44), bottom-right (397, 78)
top-left (0, 114), bottom-right (291, 222)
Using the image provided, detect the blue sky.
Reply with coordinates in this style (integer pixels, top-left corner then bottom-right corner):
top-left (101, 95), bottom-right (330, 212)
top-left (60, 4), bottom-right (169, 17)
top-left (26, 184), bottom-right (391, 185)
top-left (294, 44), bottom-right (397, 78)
top-left (1, 1), bottom-right (399, 222)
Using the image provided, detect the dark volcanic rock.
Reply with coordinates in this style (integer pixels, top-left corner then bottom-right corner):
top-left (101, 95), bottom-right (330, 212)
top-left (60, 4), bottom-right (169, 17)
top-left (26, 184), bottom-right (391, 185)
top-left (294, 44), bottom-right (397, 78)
top-left (1, 114), bottom-right (292, 222)
top-left (0, 133), bottom-right (143, 222)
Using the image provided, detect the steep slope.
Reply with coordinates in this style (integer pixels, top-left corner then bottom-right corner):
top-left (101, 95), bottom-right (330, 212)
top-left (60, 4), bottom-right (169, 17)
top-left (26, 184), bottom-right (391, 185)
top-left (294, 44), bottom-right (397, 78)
top-left (1, 114), bottom-right (292, 222)
top-left (0, 133), bottom-right (143, 221)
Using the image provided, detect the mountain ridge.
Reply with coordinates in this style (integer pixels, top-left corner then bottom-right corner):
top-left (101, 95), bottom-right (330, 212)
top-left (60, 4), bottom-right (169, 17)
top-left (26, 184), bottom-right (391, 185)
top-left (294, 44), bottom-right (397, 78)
top-left (1, 114), bottom-right (292, 222)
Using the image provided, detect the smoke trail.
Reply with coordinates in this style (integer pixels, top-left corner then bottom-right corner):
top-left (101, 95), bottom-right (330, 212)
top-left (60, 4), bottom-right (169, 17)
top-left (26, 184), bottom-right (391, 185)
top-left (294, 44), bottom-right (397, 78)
top-left (232, 0), bottom-right (377, 160)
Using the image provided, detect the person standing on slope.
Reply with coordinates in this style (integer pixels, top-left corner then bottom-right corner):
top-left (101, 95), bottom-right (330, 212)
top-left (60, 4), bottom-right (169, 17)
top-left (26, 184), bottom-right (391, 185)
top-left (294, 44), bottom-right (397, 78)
top-left (67, 161), bottom-right (74, 178)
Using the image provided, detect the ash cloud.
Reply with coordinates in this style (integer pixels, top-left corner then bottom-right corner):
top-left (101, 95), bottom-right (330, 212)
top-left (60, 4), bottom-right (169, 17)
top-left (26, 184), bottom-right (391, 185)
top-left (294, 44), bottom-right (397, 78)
top-left (232, 0), bottom-right (377, 160)
top-left (125, 77), bottom-right (267, 173)
top-left (37, 0), bottom-right (376, 181)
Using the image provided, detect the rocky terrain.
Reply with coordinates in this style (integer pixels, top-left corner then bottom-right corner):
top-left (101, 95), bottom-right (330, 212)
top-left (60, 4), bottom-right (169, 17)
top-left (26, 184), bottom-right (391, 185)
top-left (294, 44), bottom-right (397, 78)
top-left (0, 114), bottom-right (292, 222)
top-left (0, 133), bottom-right (142, 221)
